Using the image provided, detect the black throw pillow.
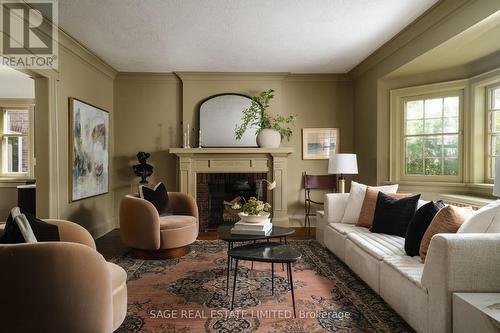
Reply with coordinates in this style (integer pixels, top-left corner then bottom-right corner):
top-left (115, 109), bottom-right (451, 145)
top-left (139, 182), bottom-right (172, 216)
top-left (0, 209), bottom-right (60, 244)
top-left (404, 200), bottom-right (445, 256)
top-left (370, 192), bottom-right (421, 237)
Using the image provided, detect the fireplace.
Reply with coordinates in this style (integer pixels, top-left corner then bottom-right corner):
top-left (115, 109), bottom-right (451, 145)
top-left (196, 173), bottom-right (268, 232)
top-left (169, 147), bottom-right (293, 227)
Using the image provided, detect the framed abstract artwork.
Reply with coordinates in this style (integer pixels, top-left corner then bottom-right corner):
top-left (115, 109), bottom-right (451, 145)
top-left (302, 128), bottom-right (339, 160)
top-left (69, 97), bottom-right (109, 202)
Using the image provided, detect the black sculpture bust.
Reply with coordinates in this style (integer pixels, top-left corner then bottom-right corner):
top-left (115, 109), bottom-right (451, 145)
top-left (133, 152), bottom-right (153, 184)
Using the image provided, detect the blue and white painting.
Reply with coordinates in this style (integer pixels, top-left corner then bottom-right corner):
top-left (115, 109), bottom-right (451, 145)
top-left (70, 98), bottom-right (109, 201)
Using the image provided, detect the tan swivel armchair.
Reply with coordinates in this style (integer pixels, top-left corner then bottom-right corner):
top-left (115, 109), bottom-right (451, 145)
top-left (0, 219), bottom-right (127, 333)
top-left (119, 192), bottom-right (198, 258)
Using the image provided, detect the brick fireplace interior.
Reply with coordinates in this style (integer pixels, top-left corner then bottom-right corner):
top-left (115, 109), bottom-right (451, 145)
top-left (196, 173), bottom-right (268, 232)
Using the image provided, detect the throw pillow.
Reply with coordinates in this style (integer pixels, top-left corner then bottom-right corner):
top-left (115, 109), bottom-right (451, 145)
top-left (404, 200), bottom-right (445, 256)
top-left (357, 188), bottom-right (411, 228)
top-left (340, 181), bottom-right (399, 224)
top-left (370, 192), bottom-right (421, 237)
top-left (419, 205), bottom-right (473, 262)
top-left (139, 182), bottom-right (172, 216)
top-left (458, 200), bottom-right (500, 233)
top-left (0, 207), bottom-right (59, 244)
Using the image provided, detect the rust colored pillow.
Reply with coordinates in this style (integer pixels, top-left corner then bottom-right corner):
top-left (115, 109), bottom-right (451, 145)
top-left (356, 188), bottom-right (411, 228)
top-left (419, 205), bottom-right (473, 262)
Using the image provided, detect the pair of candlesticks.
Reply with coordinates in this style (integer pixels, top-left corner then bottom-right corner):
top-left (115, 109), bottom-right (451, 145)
top-left (183, 123), bottom-right (203, 148)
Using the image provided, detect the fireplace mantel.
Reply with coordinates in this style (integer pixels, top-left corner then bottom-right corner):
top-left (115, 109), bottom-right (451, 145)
top-left (169, 147), bottom-right (293, 226)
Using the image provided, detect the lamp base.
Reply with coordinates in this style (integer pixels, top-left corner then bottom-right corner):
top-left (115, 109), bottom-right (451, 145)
top-left (337, 178), bottom-right (346, 193)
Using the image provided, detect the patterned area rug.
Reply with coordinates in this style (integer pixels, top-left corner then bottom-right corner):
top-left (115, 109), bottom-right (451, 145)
top-left (113, 240), bottom-right (414, 333)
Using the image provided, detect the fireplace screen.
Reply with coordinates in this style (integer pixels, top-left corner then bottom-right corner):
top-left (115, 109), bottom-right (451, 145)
top-left (196, 173), bottom-right (268, 232)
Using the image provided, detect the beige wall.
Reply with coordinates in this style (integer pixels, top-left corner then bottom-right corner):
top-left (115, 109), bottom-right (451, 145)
top-left (351, 0), bottom-right (500, 185)
top-left (113, 73), bottom-right (181, 218)
top-left (113, 72), bottom-right (353, 227)
top-left (25, 32), bottom-right (117, 237)
top-left (53, 38), bottom-right (116, 236)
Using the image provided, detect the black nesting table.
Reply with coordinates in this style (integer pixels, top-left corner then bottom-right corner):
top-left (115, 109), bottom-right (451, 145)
top-left (228, 242), bottom-right (302, 318)
top-left (217, 225), bottom-right (295, 294)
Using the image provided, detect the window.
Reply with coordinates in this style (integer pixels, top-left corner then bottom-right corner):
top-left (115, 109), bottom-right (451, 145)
top-left (486, 84), bottom-right (500, 179)
top-left (403, 95), bottom-right (461, 177)
top-left (0, 105), bottom-right (33, 178)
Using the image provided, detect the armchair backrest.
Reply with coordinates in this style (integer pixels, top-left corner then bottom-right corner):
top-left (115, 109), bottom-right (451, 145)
top-left (0, 241), bottom-right (113, 332)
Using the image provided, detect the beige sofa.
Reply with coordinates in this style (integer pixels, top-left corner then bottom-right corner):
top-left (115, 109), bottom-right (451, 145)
top-left (0, 219), bottom-right (127, 333)
top-left (317, 193), bottom-right (500, 333)
top-left (120, 192), bottom-right (198, 258)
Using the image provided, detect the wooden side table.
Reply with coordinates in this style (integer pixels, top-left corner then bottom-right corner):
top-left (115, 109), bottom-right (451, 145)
top-left (453, 293), bottom-right (500, 333)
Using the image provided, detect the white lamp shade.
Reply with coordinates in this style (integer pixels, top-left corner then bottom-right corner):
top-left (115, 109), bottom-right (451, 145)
top-left (494, 155), bottom-right (500, 197)
top-left (328, 153), bottom-right (358, 175)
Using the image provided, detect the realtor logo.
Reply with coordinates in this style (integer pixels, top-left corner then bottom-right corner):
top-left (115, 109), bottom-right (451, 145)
top-left (0, 0), bottom-right (58, 69)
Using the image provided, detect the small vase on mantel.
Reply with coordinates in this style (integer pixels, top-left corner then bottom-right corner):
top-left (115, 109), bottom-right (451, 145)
top-left (256, 129), bottom-right (281, 148)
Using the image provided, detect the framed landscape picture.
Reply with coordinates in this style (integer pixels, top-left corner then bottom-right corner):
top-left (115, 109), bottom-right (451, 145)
top-left (69, 98), bottom-right (109, 202)
top-left (302, 128), bottom-right (339, 160)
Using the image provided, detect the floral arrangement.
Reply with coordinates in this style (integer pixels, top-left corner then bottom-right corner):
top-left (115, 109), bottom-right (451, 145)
top-left (230, 180), bottom-right (276, 215)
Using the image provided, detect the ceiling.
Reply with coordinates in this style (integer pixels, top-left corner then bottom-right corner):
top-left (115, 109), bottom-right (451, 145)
top-left (54, 0), bottom-right (438, 73)
top-left (387, 10), bottom-right (500, 78)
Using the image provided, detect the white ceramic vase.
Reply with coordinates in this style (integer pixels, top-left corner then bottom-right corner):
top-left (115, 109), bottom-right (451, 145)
top-left (256, 129), bottom-right (281, 148)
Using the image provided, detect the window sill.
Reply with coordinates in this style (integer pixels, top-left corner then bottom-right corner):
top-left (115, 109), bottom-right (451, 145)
top-left (0, 178), bottom-right (35, 188)
top-left (383, 181), bottom-right (493, 188)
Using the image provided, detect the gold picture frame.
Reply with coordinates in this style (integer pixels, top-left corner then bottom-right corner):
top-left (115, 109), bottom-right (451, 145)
top-left (69, 97), bottom-right (110, 202)
top-left (302, 128), bottom-right (340, 160)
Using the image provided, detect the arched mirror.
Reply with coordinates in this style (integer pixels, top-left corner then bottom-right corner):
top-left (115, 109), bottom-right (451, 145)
top-left (199, 93), bottom-right (259, 147)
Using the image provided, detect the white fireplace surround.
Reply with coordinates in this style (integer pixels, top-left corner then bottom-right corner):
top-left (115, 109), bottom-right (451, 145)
top-left (169, 148), bottom-right (294, 226)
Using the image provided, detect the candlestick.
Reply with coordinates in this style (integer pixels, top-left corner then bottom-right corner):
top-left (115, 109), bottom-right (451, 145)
top-left (198, 129), bottom-right (202, 148)
top-left (186, 123), bottom-right (191, 148)
top-left (183, 130), bottom-right (187, 148)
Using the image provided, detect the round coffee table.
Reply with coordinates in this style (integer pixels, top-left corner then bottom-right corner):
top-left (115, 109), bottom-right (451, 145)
top-left (217, 225), bottom-right (295, 294)
top-left (228, 242), bottom-right (302, 318)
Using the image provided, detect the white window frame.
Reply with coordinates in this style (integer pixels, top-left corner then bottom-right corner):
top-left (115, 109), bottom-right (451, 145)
top-left (390, 81), bottom-right (468, 183)
top-left (485, 82), bottom-right (500, 182)
top-left (0, 101), bottom-right (35, 180)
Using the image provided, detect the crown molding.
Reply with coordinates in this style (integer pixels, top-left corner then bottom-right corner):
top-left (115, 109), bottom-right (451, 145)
top-left (115, 72), bottom-right (179, 83)
top-left (175, 72), bottom-right (290, 82)
top-left (58, 29), bottom-right (118, 79)
top-left (285, 73), bottom-right (352, 82)
top-left (349, 0), bottom-right (471, 79)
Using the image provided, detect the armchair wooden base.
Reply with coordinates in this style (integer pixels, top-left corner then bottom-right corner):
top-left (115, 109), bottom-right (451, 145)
top-left (132, 245), bottom-right (191, 259)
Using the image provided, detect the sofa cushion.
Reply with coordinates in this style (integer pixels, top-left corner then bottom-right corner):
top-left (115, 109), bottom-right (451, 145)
top-left (159, 215), bottom-right (197, 230)
top-left (404, 200), bottom-right (445, 256)
top-left (327, 222), bottom-right (368, 235)
top-left (419, 205), bottom-right (473, 261)
top-left (370, 192), bottom-right (421, 237)
top-left (382, 256), bottom-right (425, 289)
top-left (357, 189), bottom-right (412, 228)
top-left (340, 181), bottom-right (398, 224)
top-left (458, 199), bottom-right (500, 233)
top-left (347, 231), bottom-right (406, 260)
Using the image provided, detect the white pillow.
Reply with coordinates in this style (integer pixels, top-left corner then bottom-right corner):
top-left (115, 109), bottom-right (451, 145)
top-left (458, 200), bottom-right (500, 233)
top-left (11, 207), bottom-right (37, 243)
top-left (340, 181), bottom-right (399, 224)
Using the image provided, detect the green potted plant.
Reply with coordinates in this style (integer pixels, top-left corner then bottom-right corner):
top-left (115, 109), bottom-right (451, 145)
top-left (235, 89), bottom-right (296, 148)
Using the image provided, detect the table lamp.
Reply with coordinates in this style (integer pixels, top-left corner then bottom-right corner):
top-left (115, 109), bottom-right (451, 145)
top-left (328, 153), bottom-right (358, 193)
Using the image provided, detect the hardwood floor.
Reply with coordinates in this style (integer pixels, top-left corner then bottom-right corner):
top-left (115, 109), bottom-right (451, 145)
top-left (96, 227), bottom-right (315, 260)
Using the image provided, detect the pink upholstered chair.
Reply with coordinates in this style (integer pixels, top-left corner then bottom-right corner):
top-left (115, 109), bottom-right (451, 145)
top-left (0, 219), bottom-right (127, 333)
top-left (119, 192), bottom-right (198, 258)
